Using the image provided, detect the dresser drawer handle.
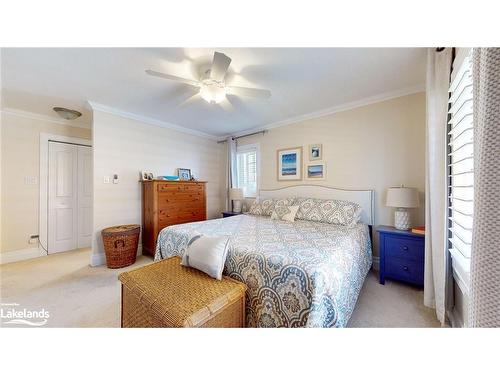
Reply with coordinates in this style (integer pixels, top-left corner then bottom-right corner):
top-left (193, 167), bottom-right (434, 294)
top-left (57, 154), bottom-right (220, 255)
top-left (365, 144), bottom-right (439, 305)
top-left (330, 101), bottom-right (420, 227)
top-left (403, 266), bottom-right (409, 271)
top-left (402, 246), bottom-right (409, 251)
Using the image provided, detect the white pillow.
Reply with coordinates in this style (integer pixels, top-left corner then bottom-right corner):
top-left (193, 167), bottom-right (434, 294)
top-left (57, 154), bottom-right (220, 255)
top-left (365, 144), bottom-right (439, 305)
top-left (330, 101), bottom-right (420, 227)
top-left (270, 205), bottom-right (300, 222)
top-left (181, 233), bottom-right (231, 280)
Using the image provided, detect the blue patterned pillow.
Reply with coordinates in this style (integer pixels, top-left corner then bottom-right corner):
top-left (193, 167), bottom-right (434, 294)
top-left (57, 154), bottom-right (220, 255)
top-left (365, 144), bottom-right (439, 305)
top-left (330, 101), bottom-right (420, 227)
top-left (294, 197), bottom-right (362, 226)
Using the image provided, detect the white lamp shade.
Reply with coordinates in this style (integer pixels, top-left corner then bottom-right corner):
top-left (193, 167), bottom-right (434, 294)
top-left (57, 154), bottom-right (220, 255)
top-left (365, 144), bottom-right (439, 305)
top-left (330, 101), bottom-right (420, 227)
top-left (229, 188), bottom-right (244, 200)
top-left (386, 187), bottom-right (420, 208)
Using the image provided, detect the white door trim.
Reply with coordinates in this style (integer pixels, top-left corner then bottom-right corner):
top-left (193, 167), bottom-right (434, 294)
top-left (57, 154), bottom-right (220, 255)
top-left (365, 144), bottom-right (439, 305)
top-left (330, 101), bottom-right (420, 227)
top-left (39, 133), bottom-right (92, 255)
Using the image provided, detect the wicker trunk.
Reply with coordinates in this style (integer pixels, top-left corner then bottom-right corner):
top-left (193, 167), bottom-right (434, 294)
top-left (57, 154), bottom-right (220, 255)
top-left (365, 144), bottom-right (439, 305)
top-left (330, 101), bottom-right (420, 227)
top-left (119, 257), bottom-right (246, 328)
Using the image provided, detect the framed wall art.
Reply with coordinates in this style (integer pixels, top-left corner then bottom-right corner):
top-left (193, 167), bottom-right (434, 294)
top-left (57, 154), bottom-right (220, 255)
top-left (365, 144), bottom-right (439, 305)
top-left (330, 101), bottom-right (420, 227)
top-left (309, 144), bottom-right (322, 161)
top-left (277, 147), bottom-right (302, 181)
top-left (305, 162), bottom-right (326, 180)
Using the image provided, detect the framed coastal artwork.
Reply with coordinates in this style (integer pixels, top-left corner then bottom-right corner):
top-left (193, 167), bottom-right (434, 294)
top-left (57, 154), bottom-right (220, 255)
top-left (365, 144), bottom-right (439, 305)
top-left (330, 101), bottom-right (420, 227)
top-left (309, 144), bottom-right (322, 161)
top-left (277, 147), bottom-right (302, 181)
top-left (306, 162), bottom-right (326, 180)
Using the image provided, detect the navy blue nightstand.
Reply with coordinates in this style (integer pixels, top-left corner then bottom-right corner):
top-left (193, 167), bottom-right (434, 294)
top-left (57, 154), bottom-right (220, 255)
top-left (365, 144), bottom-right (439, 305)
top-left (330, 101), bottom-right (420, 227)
top-left (377, 226), bottom-right (425, 286)
top-left (222, 211), bottom-right (243, 218)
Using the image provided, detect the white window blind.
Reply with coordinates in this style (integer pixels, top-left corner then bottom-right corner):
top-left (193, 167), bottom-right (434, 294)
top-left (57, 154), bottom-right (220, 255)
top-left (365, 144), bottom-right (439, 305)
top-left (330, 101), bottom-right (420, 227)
top-left (448, 51), bottom-right (473, 291)
top-left (236, 145), bottom-right (258, 198)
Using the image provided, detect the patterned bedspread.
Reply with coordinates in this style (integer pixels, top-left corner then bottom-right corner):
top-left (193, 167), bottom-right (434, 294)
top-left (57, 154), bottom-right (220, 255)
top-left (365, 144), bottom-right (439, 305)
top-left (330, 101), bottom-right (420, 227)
top-left (155, 214), bottom-right (372, 327)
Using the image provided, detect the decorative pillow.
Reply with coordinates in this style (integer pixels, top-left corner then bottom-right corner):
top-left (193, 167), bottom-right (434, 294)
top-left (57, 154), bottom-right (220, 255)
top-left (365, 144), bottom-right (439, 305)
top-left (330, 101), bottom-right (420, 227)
top-left (271, 205), bottom-right (300, 222)
top-left (248, 197), bottom-right (295, 216)
top-left (181, 233), bottom-right (231, 280)
top-left (294, 197), bottom-right (362, 226)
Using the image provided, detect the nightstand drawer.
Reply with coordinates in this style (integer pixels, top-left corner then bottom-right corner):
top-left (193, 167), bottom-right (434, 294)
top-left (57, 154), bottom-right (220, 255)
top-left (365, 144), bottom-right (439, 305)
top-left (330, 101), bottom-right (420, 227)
top-left (384, 236), bottom-right (424, 262)
top-left (385, 257), bottom-right (424, 285)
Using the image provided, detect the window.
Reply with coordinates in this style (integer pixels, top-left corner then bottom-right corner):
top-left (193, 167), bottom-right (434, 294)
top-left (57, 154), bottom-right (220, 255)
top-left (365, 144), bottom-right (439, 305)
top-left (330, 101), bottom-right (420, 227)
top-left (447, 49), bottom-right (473, 295)
top-left (236, 144), bottom-right (259, 198)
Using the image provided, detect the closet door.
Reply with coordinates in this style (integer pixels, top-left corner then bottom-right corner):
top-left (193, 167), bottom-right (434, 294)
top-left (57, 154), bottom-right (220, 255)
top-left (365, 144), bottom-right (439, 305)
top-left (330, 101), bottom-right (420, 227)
top-left (77, 145), bottom-right (92, 248)
top-left (48, 142), bottom-right (78, 253)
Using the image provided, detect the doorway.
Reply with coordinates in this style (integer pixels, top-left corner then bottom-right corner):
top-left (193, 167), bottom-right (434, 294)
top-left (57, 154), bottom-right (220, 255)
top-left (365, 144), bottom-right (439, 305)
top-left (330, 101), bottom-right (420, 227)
top-left (39, 134), bottom-right (92, 255)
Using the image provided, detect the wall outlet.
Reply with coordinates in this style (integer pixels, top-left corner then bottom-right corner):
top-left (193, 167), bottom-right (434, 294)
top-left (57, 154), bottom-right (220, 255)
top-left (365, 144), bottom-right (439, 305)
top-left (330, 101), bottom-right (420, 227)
top-left (29, 234), bottom-right (39, 244)
top-left (113, 174), bottom-right (119, 184)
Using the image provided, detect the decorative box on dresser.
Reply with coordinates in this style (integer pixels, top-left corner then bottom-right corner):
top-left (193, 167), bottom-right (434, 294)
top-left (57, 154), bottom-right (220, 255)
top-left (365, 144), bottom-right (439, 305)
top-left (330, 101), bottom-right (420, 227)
top-left (377, 226), bottom-right (425, 286)
top-left (141, 180), bottom-right (207, 256)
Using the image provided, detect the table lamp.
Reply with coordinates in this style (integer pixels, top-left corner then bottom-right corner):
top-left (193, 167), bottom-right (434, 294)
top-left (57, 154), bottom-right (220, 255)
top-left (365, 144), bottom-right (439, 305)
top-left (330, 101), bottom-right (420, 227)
top-left (229, 188), bottom-right (244, 213)
top-left (386, 185), bottom-right (420, 230)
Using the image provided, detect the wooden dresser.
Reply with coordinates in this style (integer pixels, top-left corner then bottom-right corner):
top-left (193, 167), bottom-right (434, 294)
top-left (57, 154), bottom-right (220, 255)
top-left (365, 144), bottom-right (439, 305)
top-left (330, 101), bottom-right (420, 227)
top-left (141, 180), bottom-right (207, 256)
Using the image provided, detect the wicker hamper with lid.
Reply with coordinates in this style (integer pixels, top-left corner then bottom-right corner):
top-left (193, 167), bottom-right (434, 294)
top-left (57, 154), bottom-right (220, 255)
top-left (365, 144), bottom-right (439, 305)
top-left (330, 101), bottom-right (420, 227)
top-left (119, 256), bottom-right (246, 328)
top-left (101, 225), bottom-right (140, 269)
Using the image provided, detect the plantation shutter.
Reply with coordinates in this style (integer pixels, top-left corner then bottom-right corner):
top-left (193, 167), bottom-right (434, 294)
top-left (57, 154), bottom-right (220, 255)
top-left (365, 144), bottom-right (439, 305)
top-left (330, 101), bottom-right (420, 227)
top-left (447, 50), bottom-right (473, 291)
top-left (236, 147), bottom-right (258, 197)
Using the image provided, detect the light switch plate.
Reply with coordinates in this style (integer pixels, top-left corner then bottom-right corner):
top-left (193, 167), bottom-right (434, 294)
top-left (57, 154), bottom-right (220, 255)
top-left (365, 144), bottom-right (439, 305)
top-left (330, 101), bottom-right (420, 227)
top-left (24, 176), bottom-right (38, 185)
top-left (103, 176), bottom-right (111, 184)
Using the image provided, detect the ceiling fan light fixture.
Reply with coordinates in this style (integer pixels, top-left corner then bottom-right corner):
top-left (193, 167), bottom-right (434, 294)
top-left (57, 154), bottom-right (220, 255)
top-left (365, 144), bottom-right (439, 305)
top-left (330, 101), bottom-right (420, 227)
top-left (53, 107), bottom-right (82, 120)
top-left (199, 80), bottom-right (226, 104)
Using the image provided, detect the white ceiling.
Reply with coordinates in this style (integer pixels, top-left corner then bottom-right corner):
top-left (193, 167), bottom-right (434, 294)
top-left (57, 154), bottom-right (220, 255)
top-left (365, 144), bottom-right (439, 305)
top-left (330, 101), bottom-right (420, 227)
top-left (1, 48), bottom-right (426, 137)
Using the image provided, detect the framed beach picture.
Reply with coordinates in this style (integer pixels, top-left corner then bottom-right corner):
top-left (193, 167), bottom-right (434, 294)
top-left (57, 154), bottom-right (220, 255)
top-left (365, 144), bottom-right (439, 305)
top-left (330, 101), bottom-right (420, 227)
top-left (306, 162), bottom-right (326, 180)
top-left (309, 144), bottom-right (322, 161)
top-left (277, 147), bottom-right (302, 181)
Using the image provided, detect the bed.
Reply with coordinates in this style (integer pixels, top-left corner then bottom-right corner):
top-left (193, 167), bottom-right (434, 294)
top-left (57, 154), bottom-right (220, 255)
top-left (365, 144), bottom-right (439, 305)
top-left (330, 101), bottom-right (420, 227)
top-left (155, 185), bottom-right (374, 328)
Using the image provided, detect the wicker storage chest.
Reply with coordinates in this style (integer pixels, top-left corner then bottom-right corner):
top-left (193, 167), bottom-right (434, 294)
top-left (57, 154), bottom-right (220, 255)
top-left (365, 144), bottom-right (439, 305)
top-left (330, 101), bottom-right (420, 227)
top-left (119, 257), bottom-right (246, 328)
top-left (102, 225), bottom-right (140, 269)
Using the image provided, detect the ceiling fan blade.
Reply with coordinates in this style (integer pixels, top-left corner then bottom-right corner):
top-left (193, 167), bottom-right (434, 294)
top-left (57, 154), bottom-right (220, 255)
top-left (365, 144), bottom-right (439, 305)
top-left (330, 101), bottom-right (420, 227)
top-left (177, 92), bottom-right (202, 108)
top-left (145, 69), bottom-right (200, 87)
top-left (227, 86), bottom-right (271, 99)
top-left (210, 52), bottom-right (232, 81)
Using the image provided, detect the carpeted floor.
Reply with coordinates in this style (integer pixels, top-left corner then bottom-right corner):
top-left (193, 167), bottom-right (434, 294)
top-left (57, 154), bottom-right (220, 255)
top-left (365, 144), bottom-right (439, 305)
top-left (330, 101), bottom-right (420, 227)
top-left (0, 248), bottom-right (440, 328)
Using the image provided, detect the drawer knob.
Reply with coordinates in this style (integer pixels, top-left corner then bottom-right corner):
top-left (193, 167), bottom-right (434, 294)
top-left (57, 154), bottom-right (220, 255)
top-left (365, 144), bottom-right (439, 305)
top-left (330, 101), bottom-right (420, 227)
top-left (402, 246), bottom-right (409, 251)
top-left (403, 266), bottom-right (409, 271)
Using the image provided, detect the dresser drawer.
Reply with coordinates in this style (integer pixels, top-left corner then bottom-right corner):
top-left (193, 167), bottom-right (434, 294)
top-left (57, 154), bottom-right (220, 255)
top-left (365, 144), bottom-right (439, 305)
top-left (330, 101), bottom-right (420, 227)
top-left (158, 191), bottom-right (204, 205)
top-left (384, 235), bottom-right (424, 262)
top-left (385, 257), bottom-right (424, 285)
top-left (159, 210), bottom-right (206, 227)
top-left (158, 183), bottom-right (204, 193)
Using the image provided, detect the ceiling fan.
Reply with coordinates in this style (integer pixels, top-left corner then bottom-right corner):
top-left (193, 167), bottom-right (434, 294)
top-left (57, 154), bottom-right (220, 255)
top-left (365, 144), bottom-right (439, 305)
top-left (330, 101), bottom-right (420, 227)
top-left (146, 51), bottom-right (271, 104)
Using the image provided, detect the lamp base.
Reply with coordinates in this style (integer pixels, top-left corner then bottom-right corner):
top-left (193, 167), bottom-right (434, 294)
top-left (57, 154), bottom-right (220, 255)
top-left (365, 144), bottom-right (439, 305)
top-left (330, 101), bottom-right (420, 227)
top-left (394, 208), bottom-right (411, 230)
top-left (232, 200), bottom-right (242, 213)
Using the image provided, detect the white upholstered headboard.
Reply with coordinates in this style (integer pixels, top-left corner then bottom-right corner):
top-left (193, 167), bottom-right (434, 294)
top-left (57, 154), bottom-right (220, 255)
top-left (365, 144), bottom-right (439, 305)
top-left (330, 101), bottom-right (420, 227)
top-left (259, 185), bottom-right (375, 225)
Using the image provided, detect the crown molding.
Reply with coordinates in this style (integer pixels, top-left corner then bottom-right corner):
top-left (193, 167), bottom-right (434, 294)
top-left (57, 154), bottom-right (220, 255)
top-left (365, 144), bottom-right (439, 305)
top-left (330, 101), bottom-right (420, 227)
top-left (87, 101), bottom-right (219, 141)
top-left (223, 84), bottom-right (425, 140)
top-left (1, 107), bottom-right (91, 129)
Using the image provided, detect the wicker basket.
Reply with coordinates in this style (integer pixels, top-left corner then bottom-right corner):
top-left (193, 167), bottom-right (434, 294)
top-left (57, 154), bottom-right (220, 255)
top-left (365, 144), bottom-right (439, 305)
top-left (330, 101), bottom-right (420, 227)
top-left (119, 256), bottom-right (247, 327)
top-left (102, 225), bottom-right (140, 269)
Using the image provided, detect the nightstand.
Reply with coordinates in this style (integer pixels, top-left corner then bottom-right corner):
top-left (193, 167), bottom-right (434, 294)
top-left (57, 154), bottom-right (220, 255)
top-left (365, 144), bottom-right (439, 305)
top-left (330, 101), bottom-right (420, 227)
top-left (377, 226), bottom-right (425, 286)
top-left (222, 211), bottom-right (243, 218)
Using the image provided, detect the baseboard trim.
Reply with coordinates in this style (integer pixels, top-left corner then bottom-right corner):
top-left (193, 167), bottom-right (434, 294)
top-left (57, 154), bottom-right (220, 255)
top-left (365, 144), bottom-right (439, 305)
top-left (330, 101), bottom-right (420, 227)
top-left (0, 247), bottom-right (47, 265)
top-left (372, 256), bottom-right (380, 271)
top-left (90, 252), bottom-right (106, 267)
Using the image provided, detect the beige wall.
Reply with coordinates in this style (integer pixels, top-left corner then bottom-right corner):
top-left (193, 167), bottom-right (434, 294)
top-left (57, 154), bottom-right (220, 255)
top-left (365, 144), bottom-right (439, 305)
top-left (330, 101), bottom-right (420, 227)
top-left (237, 93), bottom-right (426, 257)
top-left (91, 110), bottom-right (223, 265)
top-left (0, 111), bottom-right (91, 254)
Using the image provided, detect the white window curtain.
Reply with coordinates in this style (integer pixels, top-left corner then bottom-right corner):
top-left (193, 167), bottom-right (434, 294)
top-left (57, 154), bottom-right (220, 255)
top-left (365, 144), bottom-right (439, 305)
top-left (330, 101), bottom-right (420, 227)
top-left (424, 47), bottom-right (453, 324)
top-left (225, 136), bottom-right (237, 211)
top-left (469, 48), bottom-right (500, 327)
